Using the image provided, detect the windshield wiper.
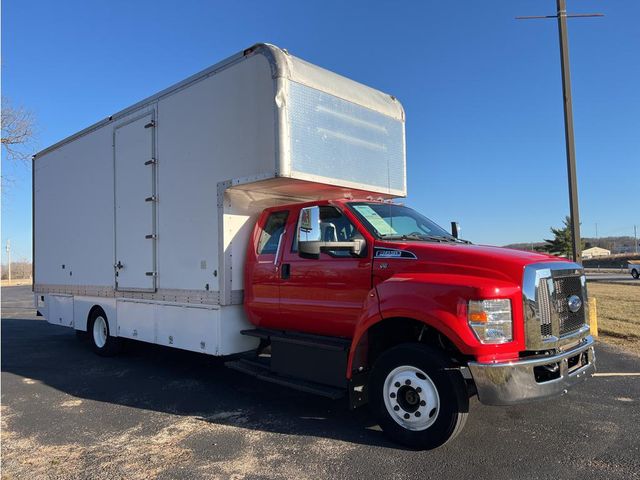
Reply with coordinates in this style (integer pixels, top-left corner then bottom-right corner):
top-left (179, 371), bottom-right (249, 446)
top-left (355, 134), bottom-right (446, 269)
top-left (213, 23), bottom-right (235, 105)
top-left (381, 233), bottom-right (447, 242)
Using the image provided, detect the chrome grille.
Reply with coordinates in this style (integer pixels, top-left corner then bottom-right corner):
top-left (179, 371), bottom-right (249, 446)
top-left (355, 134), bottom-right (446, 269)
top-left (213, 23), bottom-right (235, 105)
top-left (536, 273), bottom-right (586, 338)
top-left (552, 275), bottom-right (586, 335)
top-left (537, 279), bottom-right (553, 338)
top-left (523, 262), bottom-right (588, 350)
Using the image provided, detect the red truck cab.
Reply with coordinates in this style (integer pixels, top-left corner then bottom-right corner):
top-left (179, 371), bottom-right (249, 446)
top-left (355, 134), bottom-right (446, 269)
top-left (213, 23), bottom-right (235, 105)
top-left (237, 198), bottom-right (595, 449)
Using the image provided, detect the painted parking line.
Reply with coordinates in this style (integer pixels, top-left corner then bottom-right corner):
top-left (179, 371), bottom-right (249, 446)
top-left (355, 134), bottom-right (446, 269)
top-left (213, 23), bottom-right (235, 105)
top-left (593, 373), bottom-right (640, 377)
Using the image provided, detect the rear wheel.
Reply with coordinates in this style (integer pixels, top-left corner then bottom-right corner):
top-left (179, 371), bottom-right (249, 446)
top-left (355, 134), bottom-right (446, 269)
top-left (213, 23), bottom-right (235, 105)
top-left (632, 269), bottom-right (639, 279)
top-left (88, 308), bottom-right (121, 357)
top-left (370, 343), bottom-right (469, 449)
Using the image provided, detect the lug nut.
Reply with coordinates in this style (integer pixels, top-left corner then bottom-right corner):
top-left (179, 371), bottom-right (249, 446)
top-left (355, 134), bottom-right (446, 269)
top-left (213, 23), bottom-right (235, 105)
top-left (405, 379), bottom-right (411, 385)
top-left (416, 387), bottom-right (422, 393)
top-left (415, 411), bottom-right (421, 417)
top-left (390, 392), bottom-right (396, 398)
top-left (394, 405), bottom-right (400, 411)
top-left (404, 413), bottom-right (410, 419)
top-left (420, 400), bottom-right (426, 406)
top-left (395, 382), bottom-right (401, 388)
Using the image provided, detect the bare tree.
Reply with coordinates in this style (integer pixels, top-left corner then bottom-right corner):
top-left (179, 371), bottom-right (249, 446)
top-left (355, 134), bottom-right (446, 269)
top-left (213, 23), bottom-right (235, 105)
top-left (1, 96), bottom-right (35, 162)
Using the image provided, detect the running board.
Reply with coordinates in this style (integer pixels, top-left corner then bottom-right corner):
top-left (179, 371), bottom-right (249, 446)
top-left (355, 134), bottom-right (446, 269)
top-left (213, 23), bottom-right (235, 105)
top-left (240, 328), bottom-right (351, 351)
top-left (226, 357), bottom-right (345, 400)
top-left (240, 328), bottom-right (350, 388)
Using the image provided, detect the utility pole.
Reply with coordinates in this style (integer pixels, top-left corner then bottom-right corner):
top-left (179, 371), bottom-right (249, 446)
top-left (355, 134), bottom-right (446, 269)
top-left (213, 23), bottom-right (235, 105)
top-left (5, 240), bottom-right (11, 283)
top-left (635, 225), bottom-right (638, 254)
top-left (595, 223), bottom-right (598, 245)
top-left (516, 1), bottom-right (603, 264)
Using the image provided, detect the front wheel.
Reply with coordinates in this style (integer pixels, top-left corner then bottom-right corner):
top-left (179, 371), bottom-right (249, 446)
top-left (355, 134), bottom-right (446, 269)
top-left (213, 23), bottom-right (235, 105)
top-left (632, 269), bottom-right (639, 279)
top-left (369, 344), bottom-right (469, 449)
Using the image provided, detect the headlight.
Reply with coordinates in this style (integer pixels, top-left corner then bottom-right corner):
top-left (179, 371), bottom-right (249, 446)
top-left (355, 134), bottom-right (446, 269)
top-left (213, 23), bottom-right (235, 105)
top-left (468, 299), bottom-right (512, 344)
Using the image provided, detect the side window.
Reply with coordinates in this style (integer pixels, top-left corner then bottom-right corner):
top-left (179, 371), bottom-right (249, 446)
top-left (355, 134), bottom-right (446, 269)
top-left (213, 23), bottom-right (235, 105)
top-left (319, 206), bottom-right (358, 243)
top-left (293, 206), bottom-right (363, 257)
top-left (257, 211), bottom-right (289, 255)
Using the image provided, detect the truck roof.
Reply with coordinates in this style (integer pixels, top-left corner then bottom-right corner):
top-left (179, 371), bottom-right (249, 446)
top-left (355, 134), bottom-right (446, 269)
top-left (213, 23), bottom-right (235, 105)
top-left (34, 43), bottom-right (405, 159)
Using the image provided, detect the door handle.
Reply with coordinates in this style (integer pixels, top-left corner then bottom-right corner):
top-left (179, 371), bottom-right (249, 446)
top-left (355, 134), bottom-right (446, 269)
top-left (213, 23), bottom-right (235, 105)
top-left (281, 263), bottom-right (291, 280)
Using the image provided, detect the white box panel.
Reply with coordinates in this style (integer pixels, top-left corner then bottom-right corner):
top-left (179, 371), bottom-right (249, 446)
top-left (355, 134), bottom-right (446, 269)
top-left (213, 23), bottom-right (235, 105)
top-left (116, 300), bottom-right (156, 343)
top-left (73, 297), bottom-right (117, 332)
top-left (155, 304), bottom-right (218, 354)
top-left (47, 295), bottom-right (74, 327)
top-left (218, 305), bottom-right (259, 355)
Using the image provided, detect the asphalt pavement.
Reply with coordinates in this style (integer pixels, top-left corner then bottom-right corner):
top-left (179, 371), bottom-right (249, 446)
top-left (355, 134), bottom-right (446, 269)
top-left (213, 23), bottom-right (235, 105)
top-left (586, 273), bottom-right (638, 285)
top-left (2, 285), bottom-right (640, 480)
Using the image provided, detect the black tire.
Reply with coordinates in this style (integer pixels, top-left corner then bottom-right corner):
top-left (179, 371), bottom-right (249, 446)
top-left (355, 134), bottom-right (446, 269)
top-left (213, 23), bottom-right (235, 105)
top-left (369, 343), bottom-right (469, 450)
top-left (632, 269), bottom-right (639, 279)
top-left (87, 308), bottom-right (121, 357)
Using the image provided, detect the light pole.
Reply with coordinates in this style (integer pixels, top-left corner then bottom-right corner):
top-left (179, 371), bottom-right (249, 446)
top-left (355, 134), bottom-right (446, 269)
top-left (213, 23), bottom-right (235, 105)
top-left (5, 240), bottom-right (11, 283)
top-left (516, 1), bottom-right (603, 264)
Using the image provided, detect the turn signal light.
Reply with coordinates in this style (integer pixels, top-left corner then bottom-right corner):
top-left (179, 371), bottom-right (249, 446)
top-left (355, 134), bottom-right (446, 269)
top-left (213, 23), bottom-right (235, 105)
top-left (468, 299), bottom-right (513, 344)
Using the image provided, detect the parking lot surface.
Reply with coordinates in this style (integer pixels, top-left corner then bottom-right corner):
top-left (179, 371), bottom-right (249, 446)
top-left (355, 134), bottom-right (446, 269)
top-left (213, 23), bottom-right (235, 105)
top-left (2, 286), bottom-right (640, 479)
top-left (586, 272), bottom-right (638, 285)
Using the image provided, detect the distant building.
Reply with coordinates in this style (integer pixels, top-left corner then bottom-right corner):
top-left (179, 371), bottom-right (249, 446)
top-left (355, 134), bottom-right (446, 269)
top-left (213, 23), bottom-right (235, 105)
top-left (582, 246), bottom-right (611, 259)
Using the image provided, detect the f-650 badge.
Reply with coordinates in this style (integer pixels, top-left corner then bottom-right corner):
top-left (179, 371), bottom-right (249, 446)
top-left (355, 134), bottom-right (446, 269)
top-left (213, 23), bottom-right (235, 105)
top-left (374, 248), bottom-right (417, 259)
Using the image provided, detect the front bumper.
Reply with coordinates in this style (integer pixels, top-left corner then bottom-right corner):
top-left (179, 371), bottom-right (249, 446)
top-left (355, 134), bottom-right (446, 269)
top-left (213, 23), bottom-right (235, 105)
top-left (468, 336), bottom-right (596, 406)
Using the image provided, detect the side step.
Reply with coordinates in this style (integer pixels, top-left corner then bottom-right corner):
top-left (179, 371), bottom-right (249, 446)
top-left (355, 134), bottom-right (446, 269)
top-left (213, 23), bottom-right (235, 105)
top-left (240, 328), bottom-right (350, 388)
top-left (226, 357), bottom-right (345, 400)
top-left (241, 328), bottom-right (351, 351)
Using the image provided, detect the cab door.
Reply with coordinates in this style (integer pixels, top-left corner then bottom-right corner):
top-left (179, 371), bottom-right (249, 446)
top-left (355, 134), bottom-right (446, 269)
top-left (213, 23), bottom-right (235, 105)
top-left (244, 209), bottom-right (289, 327)
top-left (278, 205), bottom-right (372, 338)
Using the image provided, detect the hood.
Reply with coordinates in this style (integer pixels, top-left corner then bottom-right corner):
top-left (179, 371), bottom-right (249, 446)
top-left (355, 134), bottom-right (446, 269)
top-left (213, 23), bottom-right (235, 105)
top-left (374, 241), bottom-right (567, 285)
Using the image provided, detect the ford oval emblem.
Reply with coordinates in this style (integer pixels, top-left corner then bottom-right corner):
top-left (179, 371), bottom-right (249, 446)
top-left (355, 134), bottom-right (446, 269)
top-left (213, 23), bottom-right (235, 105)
top-left (567, 295), bottom-right (582, 313)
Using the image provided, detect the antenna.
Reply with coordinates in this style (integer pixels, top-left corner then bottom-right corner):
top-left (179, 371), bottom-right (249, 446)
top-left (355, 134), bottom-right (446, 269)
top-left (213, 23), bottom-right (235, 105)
top-left (517, 0), bottom-right (604, 264)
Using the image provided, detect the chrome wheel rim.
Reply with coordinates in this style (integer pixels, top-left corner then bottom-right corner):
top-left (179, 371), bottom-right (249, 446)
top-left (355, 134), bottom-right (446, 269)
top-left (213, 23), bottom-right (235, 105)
top-left (383, 365), bottom-right (440, 431)
top-left (93, 316), bottom-right (108, 348)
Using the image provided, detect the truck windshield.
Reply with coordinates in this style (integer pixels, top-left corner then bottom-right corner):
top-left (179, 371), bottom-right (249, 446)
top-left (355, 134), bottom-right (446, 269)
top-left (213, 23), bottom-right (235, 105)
top-left (348, 202), bottom-right (460, 242)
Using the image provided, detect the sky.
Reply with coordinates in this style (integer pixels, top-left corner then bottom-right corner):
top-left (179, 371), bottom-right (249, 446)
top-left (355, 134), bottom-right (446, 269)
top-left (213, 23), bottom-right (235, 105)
top-left (2, 0), bottom-right (639, 261)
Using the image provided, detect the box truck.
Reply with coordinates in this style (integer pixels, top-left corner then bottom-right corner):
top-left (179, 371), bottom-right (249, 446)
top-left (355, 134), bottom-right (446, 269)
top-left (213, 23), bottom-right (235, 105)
top-left (34, 44), bottom-right (595, 449)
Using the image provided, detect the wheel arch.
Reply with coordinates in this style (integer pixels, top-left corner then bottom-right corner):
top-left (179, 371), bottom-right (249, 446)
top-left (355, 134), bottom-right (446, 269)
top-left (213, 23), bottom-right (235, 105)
top-left (87, 304), bottom-right (106, 323)
top-left (347, 315), bottom-right (470, 379)
top-left (72, 297), bottom-right (117, 334)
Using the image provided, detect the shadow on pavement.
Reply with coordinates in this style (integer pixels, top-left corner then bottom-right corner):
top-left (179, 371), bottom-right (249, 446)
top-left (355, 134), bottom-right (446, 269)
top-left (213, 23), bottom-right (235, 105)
top-left (1, 316), bottom-right (407, 450)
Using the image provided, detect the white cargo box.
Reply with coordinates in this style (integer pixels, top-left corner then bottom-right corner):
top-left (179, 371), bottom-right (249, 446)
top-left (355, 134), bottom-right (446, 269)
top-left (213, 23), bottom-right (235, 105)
top-left (33, 43), bottom-right (406, 355)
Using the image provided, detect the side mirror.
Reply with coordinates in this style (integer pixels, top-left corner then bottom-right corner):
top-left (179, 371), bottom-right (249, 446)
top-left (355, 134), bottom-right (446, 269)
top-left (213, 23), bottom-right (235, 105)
top-left (298, 206), bottom-right (365, 258)
top-left (298, 206), bottom-right (322, 243)
top-left (451, 221), bottom-right (460, 239)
